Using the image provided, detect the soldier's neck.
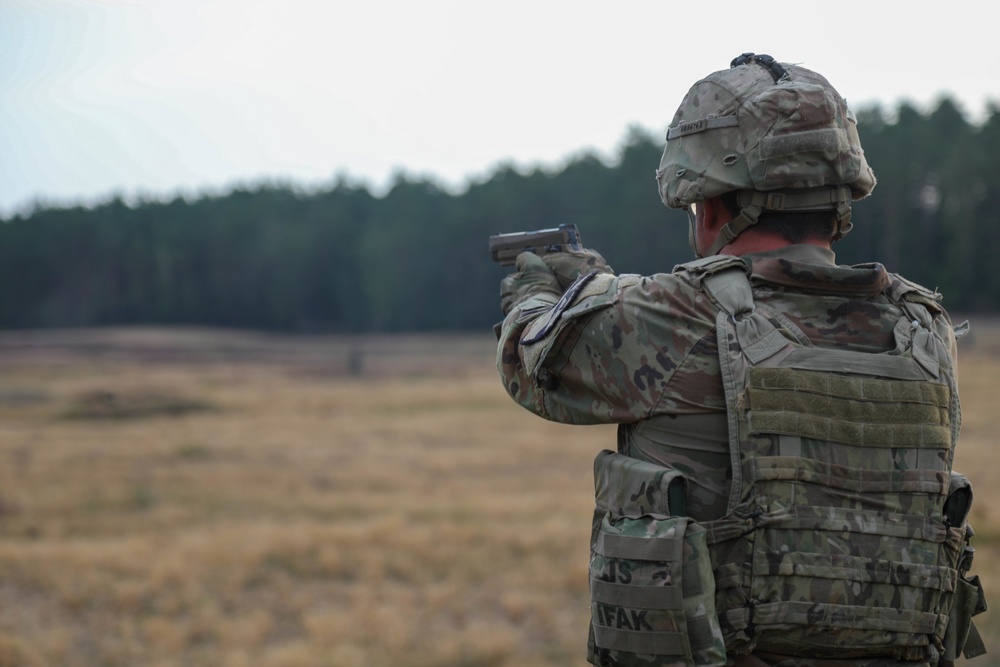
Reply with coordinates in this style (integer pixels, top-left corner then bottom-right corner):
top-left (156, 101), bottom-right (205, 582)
top-left (719, 231), bottom-right (831, 256)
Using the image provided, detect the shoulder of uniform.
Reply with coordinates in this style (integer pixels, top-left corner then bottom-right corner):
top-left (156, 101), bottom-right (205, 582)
top-left (672, 255), bottom-right (754, 316)
top-left (673, 255), bottom-right (752, 288)
top-left (520, 271), bottom-right (637, 345)
top-left (572, 270), bottom-right (648, 305)
top-left (885, 272), bottom-right (944, 312)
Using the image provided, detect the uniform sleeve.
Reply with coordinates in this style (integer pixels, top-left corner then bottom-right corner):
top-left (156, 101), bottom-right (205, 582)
top-left (496, 271), bottom-right (717, 425)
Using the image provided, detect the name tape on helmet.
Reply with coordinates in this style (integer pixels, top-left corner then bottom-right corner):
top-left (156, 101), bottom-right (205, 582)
top-left (666, 115), bottom-right (739, 141)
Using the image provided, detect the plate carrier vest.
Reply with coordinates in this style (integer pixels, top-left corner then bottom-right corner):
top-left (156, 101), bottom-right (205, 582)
top-left (587, 256), bottom-right (986, 667)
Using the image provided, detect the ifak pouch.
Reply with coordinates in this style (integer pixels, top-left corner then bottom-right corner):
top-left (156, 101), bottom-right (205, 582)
top-left (588, 450), bottom-right (726, 667)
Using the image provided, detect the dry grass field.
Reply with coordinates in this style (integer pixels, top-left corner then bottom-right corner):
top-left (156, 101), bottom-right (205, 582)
top-left (0, 322), bottom-right (998, 667)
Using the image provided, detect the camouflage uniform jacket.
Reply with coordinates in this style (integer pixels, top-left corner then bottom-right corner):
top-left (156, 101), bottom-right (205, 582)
top-left (497, 243), bottom-right (959, 521)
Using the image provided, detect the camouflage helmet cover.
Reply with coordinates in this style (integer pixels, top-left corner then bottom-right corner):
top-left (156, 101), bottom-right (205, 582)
top-left (656, 54), bottom-right (877, 210)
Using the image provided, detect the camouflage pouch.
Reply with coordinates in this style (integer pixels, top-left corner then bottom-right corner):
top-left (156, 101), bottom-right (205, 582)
top-left (588, 450), bottom-right (726, 667)
top-left (942, 472), bottom-right (989, 664)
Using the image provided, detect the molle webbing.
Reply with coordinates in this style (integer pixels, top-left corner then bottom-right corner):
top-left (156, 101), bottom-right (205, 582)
top-left (752, 602), bottom-right (942, 635)
top-left (748, 457), bottom-right (950, 496)
top-left (746, 367), bottom-right (952, 449)
top-left (690, 257), bottom-right (964, 661)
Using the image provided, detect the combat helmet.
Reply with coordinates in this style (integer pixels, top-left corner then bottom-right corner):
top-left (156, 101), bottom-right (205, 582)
top-left (656, 53), bottom-right (877, 256)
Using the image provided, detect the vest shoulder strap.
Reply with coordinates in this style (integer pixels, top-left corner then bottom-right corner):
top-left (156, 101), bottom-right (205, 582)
top-left (673, 255), bottom-right (754, 318)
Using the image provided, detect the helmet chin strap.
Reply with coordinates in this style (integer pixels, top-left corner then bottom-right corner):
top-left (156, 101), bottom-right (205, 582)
top-left (705, 204), bottom-right (762, 257)
top-left (700, 187), bottom-right (854, 256)
top-left (832, 202), bottom-right (853, 240)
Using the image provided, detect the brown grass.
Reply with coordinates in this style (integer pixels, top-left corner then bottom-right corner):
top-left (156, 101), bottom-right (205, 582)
top-left (0, 323), bottom-right (997, 667)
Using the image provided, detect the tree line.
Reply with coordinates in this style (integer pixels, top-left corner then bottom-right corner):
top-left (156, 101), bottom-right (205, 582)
top-left (1, 97), bottom-right (998, 333)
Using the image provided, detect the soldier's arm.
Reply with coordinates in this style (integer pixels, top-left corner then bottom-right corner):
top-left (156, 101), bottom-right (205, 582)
top-left (497, 267), bottom-right (716, 425)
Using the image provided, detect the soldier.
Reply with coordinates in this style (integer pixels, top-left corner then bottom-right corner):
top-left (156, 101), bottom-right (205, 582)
top-left (496, 54), bottom-right (986, 666)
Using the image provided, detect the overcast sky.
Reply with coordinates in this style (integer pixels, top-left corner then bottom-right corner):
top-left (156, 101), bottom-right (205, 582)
top-left (3, 0), bottom-right (997, 216)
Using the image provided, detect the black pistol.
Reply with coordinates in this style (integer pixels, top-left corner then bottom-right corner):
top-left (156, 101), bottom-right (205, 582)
top-left (489, 224), bottom-right (582, 266)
